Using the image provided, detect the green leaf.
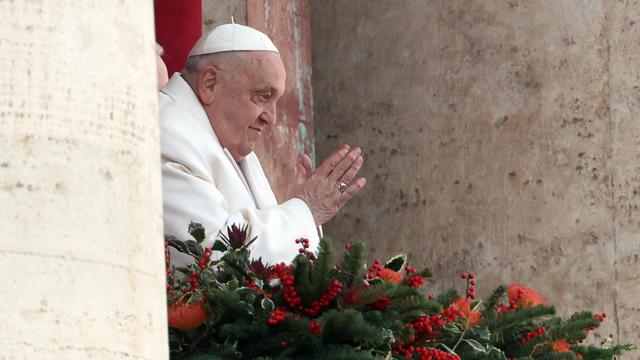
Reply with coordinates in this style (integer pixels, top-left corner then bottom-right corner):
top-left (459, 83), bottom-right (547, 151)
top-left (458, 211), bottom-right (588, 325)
top-left (436, 343), bottom-right (457, 355)
top-left (463, 339), bottom-right (486, 353)
top-left (485, 346), bottom-right (507, 360)
top-left (384, 254), bottom-right (407, 272)
top-left (167, 239), bottom-right (189, 254)
top-left (188, 222), bottom-right (206, 243)
top-left (211, 240), bottom-right (228, 252)
top-left (470, 326), bottom-right (491, 340)
top-left (261, 297), bottom-right (274, 312)
top-left (419, 267), bottom-right (432, 278)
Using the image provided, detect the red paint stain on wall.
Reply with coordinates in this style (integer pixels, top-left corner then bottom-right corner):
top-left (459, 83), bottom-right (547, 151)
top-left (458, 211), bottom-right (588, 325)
top-left (248, 0), bottom-right (315, 202)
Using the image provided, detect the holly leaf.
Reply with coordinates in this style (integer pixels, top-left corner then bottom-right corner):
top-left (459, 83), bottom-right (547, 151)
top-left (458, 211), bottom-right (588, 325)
top-left (211, 240), bottom-right (228, 252)
top-left (485, 346), bottom-right (507, 360)
top-left (188, 222), bottom-right (206, 243)
top-left (167, 239), bottom-right (189, 254)
top-left (470, 326), bottom-right (491, 340)
top-left (436, 343), bottom-right (457, 355)
top-left (261, 297), bottom-right (275, 312)
top-left (384, 254), bottom-right (407, 272)
top-left (463, 339), bottom-right (486, 353)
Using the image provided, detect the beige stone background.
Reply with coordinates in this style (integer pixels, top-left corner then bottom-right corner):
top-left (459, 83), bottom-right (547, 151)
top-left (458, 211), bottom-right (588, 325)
top-left (311, 0), bottom-right (640, 356)
top-left (0, 1), bottom-right (167, 359)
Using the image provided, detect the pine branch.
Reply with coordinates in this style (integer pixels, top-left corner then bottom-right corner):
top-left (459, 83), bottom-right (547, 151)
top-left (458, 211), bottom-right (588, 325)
top-left (292, 255), bottom-right (314, 303)
top-left (490, 305), bottom-right (556, 333)
top-left (573, 344), bottom-right (635, 360)
top-left (322, 309), bottom-right (386, 346)
top-left (533, 352), bottom-right (576, 360)
top-left (483, 285), bottom-right (507, 315)
top-left (310, 238), bottom-right (336, 298)
top-left (436, 288), bottom-right (459, 307)
top-left (340, 241), bottom-right (366, 288)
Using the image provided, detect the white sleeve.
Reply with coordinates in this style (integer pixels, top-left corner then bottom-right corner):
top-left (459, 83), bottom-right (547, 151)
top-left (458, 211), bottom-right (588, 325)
top-left (161, 124), bottom-right (319, 267)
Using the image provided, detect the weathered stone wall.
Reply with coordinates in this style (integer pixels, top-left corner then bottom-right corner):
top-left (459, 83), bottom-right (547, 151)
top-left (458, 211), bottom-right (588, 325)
top-left (0, 1), bottom-right (167, 358)
top-left (311, 0), bottom-right (640, 353)
top-left (202, 0), bottom-right (246, 32)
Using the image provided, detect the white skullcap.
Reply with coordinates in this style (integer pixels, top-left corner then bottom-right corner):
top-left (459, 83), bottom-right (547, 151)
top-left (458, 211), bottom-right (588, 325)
top-left (188, 23), bottom-right (279, 57)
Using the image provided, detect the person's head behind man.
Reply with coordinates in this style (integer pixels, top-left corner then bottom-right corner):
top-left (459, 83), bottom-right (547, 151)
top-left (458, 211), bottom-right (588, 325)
top-left (182, 24), bottom-right (286, 162)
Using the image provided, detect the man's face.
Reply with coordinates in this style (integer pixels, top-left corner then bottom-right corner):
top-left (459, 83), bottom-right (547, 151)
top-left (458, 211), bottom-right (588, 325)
top-left (207, 52), bottom-right (286, 162)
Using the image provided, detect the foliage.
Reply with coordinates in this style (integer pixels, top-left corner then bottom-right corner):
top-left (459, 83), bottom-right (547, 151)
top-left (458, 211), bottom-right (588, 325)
top-left (165, 223), bottom-right (633, 360)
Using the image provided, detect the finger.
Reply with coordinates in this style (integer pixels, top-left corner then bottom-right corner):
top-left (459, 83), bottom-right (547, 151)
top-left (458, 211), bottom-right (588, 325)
top-left (299, 154), bottom-right (313, 178)
top-left (337, 177), bottom-right (366, 206)
top-left (328, 147), bottom-right (361, 183)
top-left (336, 155), bottom-right (363, 184)
top-left (315, 144), bottom-right (350, 177)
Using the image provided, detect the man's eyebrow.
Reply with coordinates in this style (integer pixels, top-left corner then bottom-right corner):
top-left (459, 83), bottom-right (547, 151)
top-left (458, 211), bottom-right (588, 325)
top-left (253, 86), bottom-right (276, 93)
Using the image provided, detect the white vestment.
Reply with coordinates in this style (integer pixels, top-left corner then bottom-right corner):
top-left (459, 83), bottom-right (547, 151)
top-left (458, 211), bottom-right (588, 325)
top-left (159, 73), bottom-right (319, 266)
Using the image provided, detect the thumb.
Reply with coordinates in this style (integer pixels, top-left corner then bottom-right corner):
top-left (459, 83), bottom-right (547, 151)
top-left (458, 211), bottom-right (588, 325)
top-left (298, 154), bottom-right (313, 179)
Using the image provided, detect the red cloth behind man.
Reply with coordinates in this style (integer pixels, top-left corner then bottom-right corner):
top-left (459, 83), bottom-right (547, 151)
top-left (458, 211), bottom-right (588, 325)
top-left (154, 0), bottom-right (202, 76)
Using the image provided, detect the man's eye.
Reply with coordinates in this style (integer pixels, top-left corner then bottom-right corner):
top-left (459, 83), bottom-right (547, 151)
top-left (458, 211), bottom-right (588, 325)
top-left (256, 93), bottom-right (270, 103)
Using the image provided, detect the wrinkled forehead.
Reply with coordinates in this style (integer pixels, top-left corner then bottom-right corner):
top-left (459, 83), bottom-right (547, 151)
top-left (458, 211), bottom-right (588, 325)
top-left (228, 51), bottom-right (286, 90)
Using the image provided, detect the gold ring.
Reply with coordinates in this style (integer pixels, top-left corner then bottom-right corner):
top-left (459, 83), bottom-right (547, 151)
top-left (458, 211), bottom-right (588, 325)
top-left (337, 181), bottom-right (347, 193)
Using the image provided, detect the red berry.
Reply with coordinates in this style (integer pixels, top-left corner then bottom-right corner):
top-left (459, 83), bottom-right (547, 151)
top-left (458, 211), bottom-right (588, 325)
top-left (461, 272), bottom-right (467, 279)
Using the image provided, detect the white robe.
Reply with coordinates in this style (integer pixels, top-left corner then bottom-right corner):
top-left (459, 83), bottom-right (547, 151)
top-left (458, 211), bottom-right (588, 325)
top-left (159, 73), bottom-right (319, 267)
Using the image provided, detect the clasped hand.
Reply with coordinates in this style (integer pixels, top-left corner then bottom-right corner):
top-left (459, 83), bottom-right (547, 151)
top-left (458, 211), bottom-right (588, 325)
top-left (290, 144), bottom-right (366, 225)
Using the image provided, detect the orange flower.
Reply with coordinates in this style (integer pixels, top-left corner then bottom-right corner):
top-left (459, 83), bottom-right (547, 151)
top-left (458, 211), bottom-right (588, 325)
top-left (378, 268), bottom-right (403, 284)
top-left (507, 284), bottom-right (546, 308)
top-left (552, 339), bottom-right (571, 353)
top-left (168, 300), bottom-right (208, 330)
top-left (451, 298), bottom-right (481, 326)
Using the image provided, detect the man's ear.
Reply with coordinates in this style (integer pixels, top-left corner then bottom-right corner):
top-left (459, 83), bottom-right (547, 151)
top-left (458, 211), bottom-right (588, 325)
top-left (196, 66), bottom-right (218, 105)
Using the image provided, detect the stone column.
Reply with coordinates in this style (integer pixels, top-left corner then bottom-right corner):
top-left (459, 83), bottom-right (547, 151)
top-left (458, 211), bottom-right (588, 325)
top-left (311, 0), bottom-right (640, 352)
top-left (0, 1), bottom-right (167, 359)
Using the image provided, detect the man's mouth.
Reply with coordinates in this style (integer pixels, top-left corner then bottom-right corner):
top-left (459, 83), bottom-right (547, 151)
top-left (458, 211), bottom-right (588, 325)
top-left (248, 125), bottom-right (262, 133)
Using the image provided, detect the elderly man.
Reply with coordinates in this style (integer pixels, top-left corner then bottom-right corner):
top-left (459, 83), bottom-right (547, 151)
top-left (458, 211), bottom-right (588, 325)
top-left (160, 24), bottom-right (365, 266)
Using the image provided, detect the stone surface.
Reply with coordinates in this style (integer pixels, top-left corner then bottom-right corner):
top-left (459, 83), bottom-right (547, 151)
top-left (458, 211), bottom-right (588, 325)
top-left (202, 0), bottom-right (246, 33)
top-left (0, 1), bottom-right (167, 359)
top-left (248, 0), bottom-right (316, 202)
top-left (311, 0), bottom-right (640, 354)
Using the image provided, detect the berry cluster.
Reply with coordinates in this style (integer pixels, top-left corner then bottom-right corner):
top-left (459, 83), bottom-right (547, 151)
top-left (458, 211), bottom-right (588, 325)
top-left (461, 272), bottom-right (476, 300)
top-left (407, 275), bottom-right (425, 288)
top-left (295, 238), bottom-right (313, 258)
top-left (516, 326), bottom-right (545, 345)
top-left (410, 305), bottom-right (466, 339)
top-left (364, 259), bottom-right (383, 280)
top-left (273, 262), bottom-right (343, 317)
top-left (267, 307), bottom-right (289, 325)
top-left (583, 312), bottom-right (607, 335)
top-left (308, 320), bottom-right (322, 335)
top-left (197, 247), bottom-right (213, 270)
top-left (594, 312), bottom-right (607, 322)
top-left (244, 279), bottom-right (273, 299)
top-left (393, 341), bottom-right (460, 360)
top-left (183, 247), bottom-right (214, 293)
top-left (404, 265), bottom-right (424, 288)
top-left (411, 314), bottom-right (446, 336)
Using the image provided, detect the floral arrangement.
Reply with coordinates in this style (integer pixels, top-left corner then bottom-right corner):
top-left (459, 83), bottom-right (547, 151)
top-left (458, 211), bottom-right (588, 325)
top-left (165, 223), bottom-right (632, 360)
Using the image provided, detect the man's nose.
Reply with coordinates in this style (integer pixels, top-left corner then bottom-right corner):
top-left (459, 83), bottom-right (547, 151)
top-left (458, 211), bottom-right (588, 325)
top-left (262, 105), bottom-right (277, 125)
